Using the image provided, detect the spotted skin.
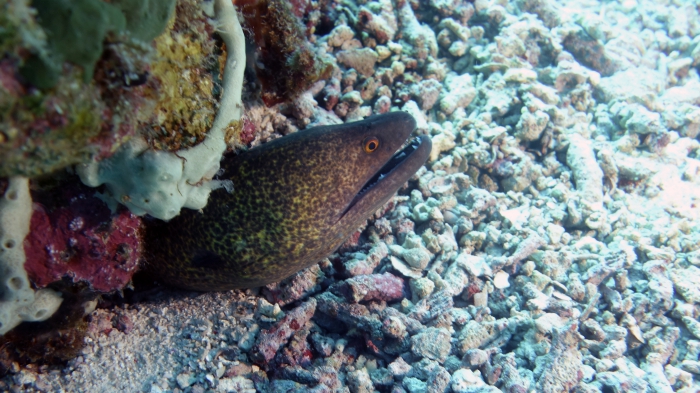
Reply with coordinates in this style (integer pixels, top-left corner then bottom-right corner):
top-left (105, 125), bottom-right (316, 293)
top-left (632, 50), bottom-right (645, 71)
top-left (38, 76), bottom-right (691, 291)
top-left (144, 112), bottom-right (431, 290)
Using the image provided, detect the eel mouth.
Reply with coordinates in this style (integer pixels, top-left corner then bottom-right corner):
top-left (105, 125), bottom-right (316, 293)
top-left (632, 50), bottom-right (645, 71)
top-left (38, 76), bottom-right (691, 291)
top-left (342, 136), bottom-right (427, 216)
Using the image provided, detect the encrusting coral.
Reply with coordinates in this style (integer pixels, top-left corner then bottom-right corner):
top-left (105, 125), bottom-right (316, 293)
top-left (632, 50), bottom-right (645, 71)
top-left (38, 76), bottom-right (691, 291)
top-left (0, 0), bottom-right (252, 178)
top-left (0, 0), bottom-right (180, 178)
top-left (235, 0), bottom-right (333, 106)
top-left (23, 178), bottom-right (142, 293)
top-left (77, 0), bottom-right (246, 221)
top-left (140, 0), bottom-right (225, 151)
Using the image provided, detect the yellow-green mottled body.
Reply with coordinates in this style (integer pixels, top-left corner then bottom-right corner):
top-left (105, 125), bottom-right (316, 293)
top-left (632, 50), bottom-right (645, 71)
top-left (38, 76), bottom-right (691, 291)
top-left (145, 112), bottom-right (430, 290)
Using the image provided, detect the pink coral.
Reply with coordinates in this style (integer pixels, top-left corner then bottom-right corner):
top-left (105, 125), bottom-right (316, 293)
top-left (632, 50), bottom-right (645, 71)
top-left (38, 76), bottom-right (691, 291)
top-left (250, 298), bottom-right (317, 366)
top-left (24, 186), bottom-right (142, 292)
top-left (239, 116), bottom-right (257, 146)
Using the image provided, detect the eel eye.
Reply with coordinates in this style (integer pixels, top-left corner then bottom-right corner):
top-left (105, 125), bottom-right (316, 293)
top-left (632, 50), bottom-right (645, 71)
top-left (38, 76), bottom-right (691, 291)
top-left (363, 137), bottom-right (380, 153)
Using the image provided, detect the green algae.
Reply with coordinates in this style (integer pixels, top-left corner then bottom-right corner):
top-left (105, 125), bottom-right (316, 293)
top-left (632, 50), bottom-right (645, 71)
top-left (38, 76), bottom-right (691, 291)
top-left (23, 0), bottom-right (126, 87)
top-left (116, 0), bottom-right (177, 42)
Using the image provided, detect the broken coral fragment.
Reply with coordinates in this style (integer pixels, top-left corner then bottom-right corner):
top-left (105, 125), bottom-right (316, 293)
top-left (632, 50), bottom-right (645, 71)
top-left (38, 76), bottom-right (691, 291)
top-left (249, 298), bottom-right (316, 366)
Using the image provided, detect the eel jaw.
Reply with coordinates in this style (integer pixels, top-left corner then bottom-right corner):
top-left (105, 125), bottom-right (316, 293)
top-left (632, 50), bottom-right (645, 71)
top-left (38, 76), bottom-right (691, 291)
top-left (341, 135), bottom-right (432, 220)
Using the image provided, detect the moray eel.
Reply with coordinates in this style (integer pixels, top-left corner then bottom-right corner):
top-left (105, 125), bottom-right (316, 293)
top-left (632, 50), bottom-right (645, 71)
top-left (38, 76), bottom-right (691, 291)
top-left (144, 112), bottom-right (431, 290)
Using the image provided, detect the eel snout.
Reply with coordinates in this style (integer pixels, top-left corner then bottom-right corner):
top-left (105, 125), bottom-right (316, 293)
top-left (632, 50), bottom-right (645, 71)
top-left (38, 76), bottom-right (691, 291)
top-left (343, 134), bottom-right (432, 221)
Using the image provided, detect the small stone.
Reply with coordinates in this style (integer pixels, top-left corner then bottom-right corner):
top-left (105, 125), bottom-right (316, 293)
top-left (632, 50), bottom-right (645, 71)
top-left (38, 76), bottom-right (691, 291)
top-left (403, 377), bottom-right (427, 393)
top-left (670, 266), bottom-right (700, 304)
top-left (410, 277), bottom-right (435, 301)
top-left (150, 385), bottom-right (163, 393)
top-left (341, 91), bottom-right (364, 105)
top-left (493, 271), bottom-right (510, 289)
top-left (331, 273), bottom-right (405, 303)
top-left (218, 376), bottom-right (256, 393)
top-left (176, 373), bottom-right (194, 389)
top-left (347, 368), bottom-right (374, 393)
top-left (430, 131), bottom-right (457, 162)
top-left (337, 48), bottom-right (379, 77)
top-left (426, 367), bottom-right (451, 393)
top-left (382, 316), bottom-right (407, 339)
top-left (472, 289), bottom-right (488, 307)
top-left (389, 357), bottom-right (412, 379)
top-left (14, 371), bottom-right (36, 386)
top-left (376, 45), bottom-right (392, 61)
top-left (683, 317), bottom-right (700, 340)
top-left (412, 327), bottom-right (451, 363)
top-left (534, 313), bottom-right (566, 334)
top-left (451, 369), bottom-right (488, 393)
top-left (328, 25), bottom-right (355, 47)
top-left (463, 349), bottom-right (490, 367)
top-left (402, 247), bottom-right (432, 270)
top-left (449, 40), bottom-right (468, 57)
top-left (391, 256), bottom-right (423, 279)
top-left (503, 68), bottom-right (537, 83)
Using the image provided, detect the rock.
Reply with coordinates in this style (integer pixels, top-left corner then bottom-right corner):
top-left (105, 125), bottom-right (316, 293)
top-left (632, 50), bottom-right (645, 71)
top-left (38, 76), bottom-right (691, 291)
top-left (566, 133), bottom-right (605, 225)
top-left (517, 0), bottom-right (561, 28)
top-left (439, 73), bottom-right (477, 115)
top-left (430, 131), bottom-right (457, 162)
top-left (515, 109), bottom-right (549, 141)
top-left (337, 48), bottom-right (379, 77)
top-left (402, 101), bottom-right (430, 133)
top-left (176, 373), bottom-right (194, 389)
top-left (397, 0), bottom-right (438, 64)
top-left (670, 266), bottom-right (700, 304)
top-left (327, 25), bottom-right (355, 47)
top-left (493, 271), bottom-right (510, 289)
top-left (562, 27), bottom-right (621, 76)
top-left (451, 369), bottom-right (499, 393)
top-left (426, 367), bottom-right (451, 393)
top-left (249, 299), bottom-right (317, 365)
top-left (218, 377), bottom-right (256, 393)
top-left (413, 79), bottom-right (442, 110)
top-left (347, 368), bottom-right (374, 393)
top-left (535, 323), bottom-right (583, 392)
top-left (661, 79), bottom-right (700, 106)
top-left (403, 377), bottom-right (427, 393)
top-left (389, 357), bottom-right (413, 380)
top-left (357, 0), bottom-right (398, 44)
top-left (503, 67), bottom-right (537, 83)
top-left (597, 67), bottom-right (665, 104)
top-left (410, 277), bottom-right (436, 301)
top-left (330, 273), bottom-right (405, 303)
